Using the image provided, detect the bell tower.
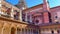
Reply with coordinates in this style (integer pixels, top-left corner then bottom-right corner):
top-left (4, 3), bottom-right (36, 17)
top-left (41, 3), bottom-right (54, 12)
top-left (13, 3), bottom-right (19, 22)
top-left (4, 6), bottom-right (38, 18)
top-left (43, 0), bottom-right (52, 23)
top-left (43, 0), bottom-right (50, 11)
top-left (15, 0), bottom-right (27, 10)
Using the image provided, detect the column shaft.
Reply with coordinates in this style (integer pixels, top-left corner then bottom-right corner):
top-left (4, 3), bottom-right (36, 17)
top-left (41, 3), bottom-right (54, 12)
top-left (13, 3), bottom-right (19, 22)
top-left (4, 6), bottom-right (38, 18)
top-left (30, 14), bottom-right (32, 23)
top-left (10, 7), bottom-right (14, 19)
top-left (1, 23), bottom-right (4, 34)
top-left (19, 10), bottom-right (22, 22)
top-left (25, 12), bottom-right (28, 22)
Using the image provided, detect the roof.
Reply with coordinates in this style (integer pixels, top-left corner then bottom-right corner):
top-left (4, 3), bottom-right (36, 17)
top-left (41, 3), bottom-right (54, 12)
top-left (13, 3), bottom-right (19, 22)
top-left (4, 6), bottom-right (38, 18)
top-left (23, 4), bottom-right (43, 12)
top-left (50, 6), bottom-right (60, 9)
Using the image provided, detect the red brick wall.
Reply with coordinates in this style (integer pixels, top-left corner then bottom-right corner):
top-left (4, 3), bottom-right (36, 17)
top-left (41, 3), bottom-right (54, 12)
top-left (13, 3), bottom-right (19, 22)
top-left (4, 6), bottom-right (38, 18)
top-left (50, 6), bottom-right (60, 23)
top-left (43, 12), bottom-right (49, 23)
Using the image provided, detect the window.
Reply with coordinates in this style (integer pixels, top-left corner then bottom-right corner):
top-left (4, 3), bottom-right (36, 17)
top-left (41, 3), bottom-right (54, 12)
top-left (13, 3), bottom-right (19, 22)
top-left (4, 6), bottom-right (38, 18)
top-left (55, 16), bottom-right (58, 18)
top-left (57, 12), bottom-right (60, 18)
top-left (55, 16), bottom-right (59, 23)
top-left (48, 12), bottom-right (52, 23)
top-left (14, 10), bottom-right (19, 20)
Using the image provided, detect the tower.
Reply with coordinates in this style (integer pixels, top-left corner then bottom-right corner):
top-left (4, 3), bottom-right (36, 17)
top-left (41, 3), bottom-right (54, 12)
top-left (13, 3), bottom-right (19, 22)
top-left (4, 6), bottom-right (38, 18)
top-left (15, 0), bottom-right (27, 10)
top-left (43, 0), bottom-right (50, 11)
top-left (43, 0), bottom-right (51, 23)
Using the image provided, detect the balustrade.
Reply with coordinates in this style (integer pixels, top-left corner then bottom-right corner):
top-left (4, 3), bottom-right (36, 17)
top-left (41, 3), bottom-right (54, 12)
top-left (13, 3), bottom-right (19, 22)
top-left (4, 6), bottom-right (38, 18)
top-left (0, 0), bottom-right (22, 21)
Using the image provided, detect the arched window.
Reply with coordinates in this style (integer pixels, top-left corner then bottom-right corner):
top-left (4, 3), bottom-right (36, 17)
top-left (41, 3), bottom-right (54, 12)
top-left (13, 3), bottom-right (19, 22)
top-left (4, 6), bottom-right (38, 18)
top-left (11, 27), bottom-right (16, 34)
top-left (14, 10), bottom-right (19, 20)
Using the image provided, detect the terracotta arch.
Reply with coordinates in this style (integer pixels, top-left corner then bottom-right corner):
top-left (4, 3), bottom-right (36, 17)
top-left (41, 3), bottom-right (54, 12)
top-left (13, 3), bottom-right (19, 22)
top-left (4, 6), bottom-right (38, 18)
top-left (11, 27), bottom-right (16, 34)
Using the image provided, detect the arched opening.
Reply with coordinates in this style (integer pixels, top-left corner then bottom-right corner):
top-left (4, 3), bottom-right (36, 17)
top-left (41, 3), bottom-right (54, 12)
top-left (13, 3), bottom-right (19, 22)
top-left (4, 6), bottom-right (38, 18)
top-left (48, 12), bottom-right (52, 23)
top-left (33, 29), bottom-right (39, 34)
top-left (14, 10), bottom-right (19, 20)
top-left (51, 30), bottom-right (54, 34)
top-left (17, 28), bottom-right (21, 34)
top-left (11, 27), bottom-right (16, 34)
top-left (57, 30), bottom-right (60, 34)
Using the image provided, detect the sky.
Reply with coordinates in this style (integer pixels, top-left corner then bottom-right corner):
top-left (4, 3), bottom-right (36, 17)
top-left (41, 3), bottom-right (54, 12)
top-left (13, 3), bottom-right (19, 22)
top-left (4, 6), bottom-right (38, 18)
top-left (6, 0), bottom-right (60, 8)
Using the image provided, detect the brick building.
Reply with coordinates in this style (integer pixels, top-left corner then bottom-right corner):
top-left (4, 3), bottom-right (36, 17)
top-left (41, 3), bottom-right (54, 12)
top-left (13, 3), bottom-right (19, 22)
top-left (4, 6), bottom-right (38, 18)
top-left (22, 0), bottom-right (60, 34)
top-left (0, 0), bottom-right (40, 34)
top-left (0, 0), bottom-right (60, 34)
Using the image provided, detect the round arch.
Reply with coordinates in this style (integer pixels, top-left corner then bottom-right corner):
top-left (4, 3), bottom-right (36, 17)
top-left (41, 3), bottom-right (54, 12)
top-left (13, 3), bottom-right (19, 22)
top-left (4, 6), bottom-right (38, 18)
top-left (11, 27), bottom-right (16, 34)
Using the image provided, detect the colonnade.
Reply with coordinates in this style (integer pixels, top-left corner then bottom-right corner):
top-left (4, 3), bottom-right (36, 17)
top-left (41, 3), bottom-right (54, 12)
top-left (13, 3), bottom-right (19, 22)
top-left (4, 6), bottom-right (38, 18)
top-left (0, 19), bottom-right (40, 34)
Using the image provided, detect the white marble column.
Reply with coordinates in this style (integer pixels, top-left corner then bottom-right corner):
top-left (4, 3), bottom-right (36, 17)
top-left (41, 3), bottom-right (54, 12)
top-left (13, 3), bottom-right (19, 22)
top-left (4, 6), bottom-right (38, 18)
top-left (30, 14), bottom-right (32, 23)
top-left (10, 7), bottom-right (14, 19)
top-left (25, 12), bottom-right (28, 22)
top-left (19, 10), bottom-right (22, 22)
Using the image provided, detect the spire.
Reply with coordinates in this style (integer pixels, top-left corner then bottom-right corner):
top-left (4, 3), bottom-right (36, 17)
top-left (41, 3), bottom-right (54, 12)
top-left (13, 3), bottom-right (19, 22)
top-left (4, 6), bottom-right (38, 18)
top-left (15, 0), bottom-right (27, 10)
top-left (43, 0), bottom-right (50, 11)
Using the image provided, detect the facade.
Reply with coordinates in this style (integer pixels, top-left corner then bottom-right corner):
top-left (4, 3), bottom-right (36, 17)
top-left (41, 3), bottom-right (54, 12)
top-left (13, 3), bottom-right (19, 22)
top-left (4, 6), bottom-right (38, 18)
top-left (0, 0), bottom-right (40, 34)
top-left (0, 0), bottom-right (60, 34)
top-left (23, 0), bottom-right (60, 34)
